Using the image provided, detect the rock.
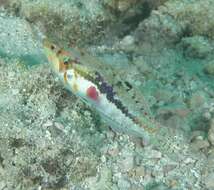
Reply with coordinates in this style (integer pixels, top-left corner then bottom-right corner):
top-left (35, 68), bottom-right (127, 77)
top-left (86, 167), bottom-right (113, 190)
top-left (42, 120), bottom-right (53, 128)
top-left (134, 155), bottom-right (142, 166)
top-left (103, 0), bottom-right (136, 12)
top-left (190, 139), bottom-right (210, 151)
top-left (163, 163), bottom-right (177, 175)
top-left (134, 6), bottom-right (183, 45)
top-left (204, 173), bottom-right (214, 189)
top-left (5, 0), bottom-right (112, 45)
top-left (189, 92), bottom-right (207, 110)
top-left (183, 157), bottom-right (196, 165)
top-left (117, 178), bottom-right (131, 190)
top-left (107, 145), bottom-right (119, 157)
top-left (207, 150), bottom-right (214, 171)
top-left (143, 148), bottom-right (162, 159)
top-left (0, 181), bottom-right (6, 190)
top-left (180, 36), bottom-right (213, 58)
top-left (134, 0), bottom-right (214, 46)
top-left (133, 166), bottom-right (145, 178)
top-left (118, 151), bottom-right (134, 172)
top-left (203, 112), bottom-right (212, 120)
top-left (190, 130), bottom-right (206, 142)
top-left (204, 60), bottom-right (214, 76)
top-left (47, 122), bottom-right (65, 138)
top-left (128, 166), bottom-right (146, 179)
top-left (104, 0), bottom-right (167, 12)
top-left (118, 35), bottom-right (135, 51)
top-left (208, 119), bottom-right (214, 146)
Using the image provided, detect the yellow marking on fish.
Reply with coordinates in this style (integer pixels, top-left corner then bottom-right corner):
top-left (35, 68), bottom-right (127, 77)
top-left (144, 126), bottom-right (158, 133)
top-left (64, 72), bottom-right (68, 83)
top-left (74, 70), bottom-right (78, 79)
top-left (72, 83), bottom-right (78, 92)
top-left (134, 117), bottom-right (157, 133)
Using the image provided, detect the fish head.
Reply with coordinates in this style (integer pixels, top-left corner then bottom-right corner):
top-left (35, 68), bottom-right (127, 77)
top-left (43, 39), bottom-right (74, 73)
top-left (43, 40), bottom-right (95, 99)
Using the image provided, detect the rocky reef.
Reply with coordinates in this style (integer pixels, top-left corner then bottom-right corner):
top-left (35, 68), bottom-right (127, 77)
top-left (0, 0), bottom-right (214, 189)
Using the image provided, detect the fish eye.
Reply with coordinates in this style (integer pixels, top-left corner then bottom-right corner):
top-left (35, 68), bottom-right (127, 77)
top-left (50, 45), bottom-right (55, 50)
top-left (64, 60), bottom-right (69, 65)
top-left (63, 57), bottom-right (70, 65)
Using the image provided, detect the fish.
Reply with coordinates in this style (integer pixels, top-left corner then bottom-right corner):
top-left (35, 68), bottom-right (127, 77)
top-left (43, 39), bottom-right (159, 142)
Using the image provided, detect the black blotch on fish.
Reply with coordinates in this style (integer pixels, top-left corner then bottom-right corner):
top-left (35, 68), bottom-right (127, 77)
top-left (116, 81), bottom-right (122, 87)
top-left (57, 49), bottom-right (62, 55)
top-left (124, 81), bottom-right (132, 91)
top-left (51, 45), bottom-right (56, 50)
top-left (95, 72), bottom-right (116, 102)
top-left (94, 72), bottom-right (137, 122)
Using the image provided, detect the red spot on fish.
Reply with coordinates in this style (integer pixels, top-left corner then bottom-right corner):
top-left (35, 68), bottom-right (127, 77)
top-left (87, 86), bottom-right (99, 101)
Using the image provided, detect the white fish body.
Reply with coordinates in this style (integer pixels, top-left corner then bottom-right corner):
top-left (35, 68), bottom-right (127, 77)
top-left (43, 40), bottom-right (157, 142)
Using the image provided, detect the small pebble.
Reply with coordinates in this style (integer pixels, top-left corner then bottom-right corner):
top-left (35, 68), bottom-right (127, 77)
top-left (119, 153), bottom-right (134, 172)
top-left (183, 157), bottom-right (195, 164)
top-left (144, 149), bottom-right (162, 159)
top-left (107, 147), bottom-right (119, 156)
top-left (204, 173), bottom-right (214, 189)
top-left (189, 92), bottom-right (206, 109)
top-left (204, 60), bottom-right (214, 76)
top-left (43, 120), bottom-right (53, 128)
top-left (191, 139), bottom-right (210, 151)
top-left (134, 166), bottom-right (145, 177)
top-left (117, 178), bottom-right (131, 190)
top-left (120, 35), bottom-right (134, 47)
